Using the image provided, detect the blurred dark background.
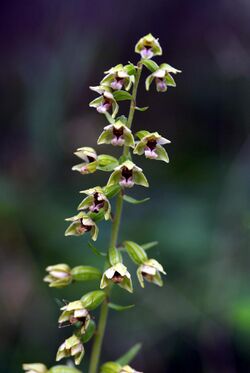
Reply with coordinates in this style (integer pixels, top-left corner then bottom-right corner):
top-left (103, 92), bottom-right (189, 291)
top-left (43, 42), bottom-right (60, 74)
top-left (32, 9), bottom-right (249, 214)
top-left (1, 0), bottom-right (250, 372)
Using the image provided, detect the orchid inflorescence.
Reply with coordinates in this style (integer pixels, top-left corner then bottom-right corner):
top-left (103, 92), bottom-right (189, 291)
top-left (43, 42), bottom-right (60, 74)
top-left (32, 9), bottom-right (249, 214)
top-left (23, 33), bottom-right (181, 373)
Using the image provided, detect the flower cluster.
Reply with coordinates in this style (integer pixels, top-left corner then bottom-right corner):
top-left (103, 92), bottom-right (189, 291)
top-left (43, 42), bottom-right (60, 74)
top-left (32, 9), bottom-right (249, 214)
top-left (24, 34), bottom-right (181, 372)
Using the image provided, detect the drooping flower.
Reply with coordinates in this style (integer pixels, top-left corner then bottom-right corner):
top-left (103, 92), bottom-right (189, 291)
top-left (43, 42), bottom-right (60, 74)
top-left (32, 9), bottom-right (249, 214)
top-left (44, 264), bottom-right (72, 288)
top-left (58, 300), bottom-right (90, 334)
top-left (145, 63), bottom-right (181, 92)
top-left (134, 131), bottom-right (170, 162)
top-left (107, 160), bottom-right (149, 189)
top-left (65, 212), bottom-right (99, 241)
top-left (56, 335), bottom-right (84, 366)
top-left (78, 186), bottom-right (111, 220)
top-left (137, 259), bottom-right (166, 287)
top-left (135, 33), bottom-right (162, 59)
top-left (72, 147), bottom-right (98, 175)
top-left (22, 363), bottom-right (47, 373)
top-left (100, 263), bottom-right (133, 293)
top-left (101, 64), bottom-right (135, 91)
top-left (89, 86), bottom-right (118, 117)
top-left (97, 120), bottom-right (135, 148)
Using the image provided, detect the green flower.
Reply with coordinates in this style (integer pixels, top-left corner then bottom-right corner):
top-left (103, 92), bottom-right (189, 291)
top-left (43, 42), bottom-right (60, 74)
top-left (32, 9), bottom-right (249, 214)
top-left (137, 259), bottom-right (166, 287)
top-left (145, 63), bottom-right (181, 92)
top-left (58, 300), bottom-right (90, 334)
top-left (65, 212), bottom-right (99, 241)
top-left (107, 160), bottom-right (149, 189)
top-left (100, 263), bottom-right (133, 293)
top-left (56, 335), bottom-right (84, 366)
top-left (78, 186), bottom-right (111, 220)
top-left (135, 33), bottom-right (162, 59)
top-left (97, 120), bottom-right (135, 148)
top-left (134, 131), bottom-right (170, 162)
top-left (22, 363), bottom-right (47, 373)
top-left (89, 86), bottom-right (118, 117)
top-left (44, 264), bottom-right (72, 288)
top-left (72, 147), bottom-right (98, 174)
top-left (101, 64), bottom-right (135, 91)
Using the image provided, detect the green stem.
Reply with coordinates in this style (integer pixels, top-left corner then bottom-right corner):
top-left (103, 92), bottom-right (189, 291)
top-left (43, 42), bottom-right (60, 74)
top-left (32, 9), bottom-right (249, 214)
top-left (88, 62), bottom-right (143, 373)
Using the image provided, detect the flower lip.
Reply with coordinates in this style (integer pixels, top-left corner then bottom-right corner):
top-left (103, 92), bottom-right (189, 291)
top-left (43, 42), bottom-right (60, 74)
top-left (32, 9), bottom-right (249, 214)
top-left (111, 271), bottom-right (124, 283)
top-left (89, 192), bottom-right (105, 213)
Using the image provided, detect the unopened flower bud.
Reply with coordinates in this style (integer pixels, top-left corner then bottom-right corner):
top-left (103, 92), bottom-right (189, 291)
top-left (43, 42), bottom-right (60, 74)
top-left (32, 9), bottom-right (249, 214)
top-left (107, 160), bottom-right (149, 189)
top-left (98, 120), bottom-right (135, 148)
top-left (135, 33), bottom-right (162, 59)
top-left (22, 363), bottom-right (47, 373)
top-left (56, 335), bottom-right (84, 366)
top-left (59, 300), bottom-right (90, 334)
top-left (100, 263), bottom-right (133, 293)
top-left (65, 212), bottom-right (99, 241)
top-left (44, 264), bottom-right (72, 288)
top-left (137, 259), bottom-right (166, 287)
top-left (134, 131), bottom-right (170, 162)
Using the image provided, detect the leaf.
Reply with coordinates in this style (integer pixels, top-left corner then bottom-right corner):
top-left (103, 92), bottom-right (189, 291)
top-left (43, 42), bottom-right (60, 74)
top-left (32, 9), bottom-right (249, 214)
top-left (141, 241), bottom-right (159, 250)
top-left (81, 319), bottom-right (96, 343)
top-left (88, 241), bottom-right (107, 257)
top-left (108, 303), bottom-right (135, 311)
top-left (113, 90), bottom-right (133, 101)
top-left (135, 106), bottom-right (149, 112)
top-left (116, 343), bottom-right (142, 366)
top-left (141, 59), bottom-right (159, 72)
top-left (123, 195), bottom-right (150, 204)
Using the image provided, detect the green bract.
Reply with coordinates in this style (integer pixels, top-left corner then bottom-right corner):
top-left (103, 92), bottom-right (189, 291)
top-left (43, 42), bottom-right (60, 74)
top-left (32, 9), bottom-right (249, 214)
top-left (107, 160), bottom-right (149, 188)
top-left (22, 364), bottom-right (48, 373)
top-left (97, 120), bottom-right (135, 148)
top-left (56, 335), bottom-right (84, 366)
top-left (44, 264), bottom-right (72, 288)
top-left (89, 86), bottom-right (119, 118)
top-left (145, 63), bottom-right (181, 92)
top-left (137, 259), bottom-right (166, 288)
top-left (65, 212), bottom-right (99, 241)
top-left (135, 33), bottom-right (162, 59)
top-left (101, 64), bottom-right (135, 91)
top-left (134, 131), bottom-right (170, 162)
top-left (78, 186), bottom-right (111, 220)
top-left (100, 263), bottom-right (133, 293)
